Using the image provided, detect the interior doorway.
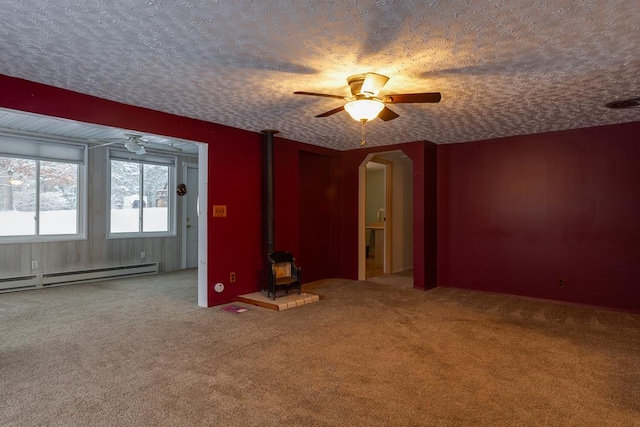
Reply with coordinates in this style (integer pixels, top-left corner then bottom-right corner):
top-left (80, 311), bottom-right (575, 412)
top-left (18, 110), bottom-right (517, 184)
top-left (359, 151), bottom-right (413, 282)
top-left (179, 144), bottom-right (209, 308)
top-left (364, 158), bottom-right (391, 278)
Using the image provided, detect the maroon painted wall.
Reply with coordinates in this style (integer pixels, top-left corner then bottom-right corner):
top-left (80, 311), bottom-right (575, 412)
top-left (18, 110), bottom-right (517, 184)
top-left (274, 138), bottom-right (341, 282)
top-left (339, 141), bottom-right (438, 290)
top-left (299, 151), bottom-right (333, 282)
top-left (0, 75), bottom-right (218, 143)
top-left (206, 128), bottom-right (263, 306)
top-left (437, 122), bottom-right (640, 311)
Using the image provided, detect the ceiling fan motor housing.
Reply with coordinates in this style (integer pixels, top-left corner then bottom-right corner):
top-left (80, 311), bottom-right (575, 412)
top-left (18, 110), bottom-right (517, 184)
top-left (347, 74), bottom-right (367, 97)
top-left (347, 72), bottom-right (390, 97)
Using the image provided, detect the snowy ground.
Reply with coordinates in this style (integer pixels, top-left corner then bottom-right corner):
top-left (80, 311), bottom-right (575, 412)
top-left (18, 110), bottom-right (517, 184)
top-left (0, 208), bottom-right (168, 236)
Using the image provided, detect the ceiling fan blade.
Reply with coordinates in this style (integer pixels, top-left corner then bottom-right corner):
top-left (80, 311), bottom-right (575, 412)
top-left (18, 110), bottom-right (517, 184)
top-left (294, 91), bottom-right (346, 100)
top-left (361, 73), bottom-right (389, 96)
top-left (87, 140), bottom-right (120, 150)
top-left (316, 106), bottom-right (345, 117)
top-left (136, 146), bottom-right (147, 155)
top-left (140, 140), bottom-right (184, 152)
top-left (378, 106), bottom-right (400, 121)
top-left (385, 92), bottom-right (442, 103)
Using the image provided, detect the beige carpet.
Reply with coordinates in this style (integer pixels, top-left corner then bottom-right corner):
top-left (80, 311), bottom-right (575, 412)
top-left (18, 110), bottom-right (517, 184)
top-left (1, 270), bottom-right (639, 426)
top-left (367, 268), bottom-right (414, 287)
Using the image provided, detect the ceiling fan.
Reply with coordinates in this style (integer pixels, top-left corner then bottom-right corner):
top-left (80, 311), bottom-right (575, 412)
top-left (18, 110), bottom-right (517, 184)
top-left (88, 134), bottom-right (183, 154)
top-left (294, 72), bottom-right (441, 145)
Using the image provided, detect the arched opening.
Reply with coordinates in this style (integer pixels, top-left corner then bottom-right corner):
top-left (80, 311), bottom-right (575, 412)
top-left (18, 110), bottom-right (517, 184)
top-left (358, 150), bottom-right (414, 284)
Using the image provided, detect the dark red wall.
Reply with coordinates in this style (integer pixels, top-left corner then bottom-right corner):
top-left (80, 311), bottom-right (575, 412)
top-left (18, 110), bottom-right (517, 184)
top-left (437, 122), bottom-right (640, 311)
top-left (0, 75), bottom-right (218, 143)
top-left (299, 151), bottom-right (333, 282)
top-left (339, 141), bottom-right (438, 290)
top-left (274, 138), bottom-right (341, 282)
top-left (206, 128), bottom-right (263, 306)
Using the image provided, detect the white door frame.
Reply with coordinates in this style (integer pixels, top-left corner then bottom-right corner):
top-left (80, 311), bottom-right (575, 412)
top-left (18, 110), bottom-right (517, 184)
top-left (197, 144), bottom-right (208, 307)
top-left (358, 153), bottom-right (394, 280)
top-left (181, 161), bottom-right (199, 269)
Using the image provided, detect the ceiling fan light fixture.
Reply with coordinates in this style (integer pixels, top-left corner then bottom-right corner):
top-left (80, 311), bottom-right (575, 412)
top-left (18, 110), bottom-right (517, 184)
top-left (124, 141), bottom-right (140, 151)
top-left (125, 141), bottom-right (146, 155)
top-left (344, 99), bottom-right (385, 122)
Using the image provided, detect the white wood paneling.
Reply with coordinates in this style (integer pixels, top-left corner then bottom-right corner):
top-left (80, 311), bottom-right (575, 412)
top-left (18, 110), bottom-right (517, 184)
top-left (0, 146), bottom-right (197, 278)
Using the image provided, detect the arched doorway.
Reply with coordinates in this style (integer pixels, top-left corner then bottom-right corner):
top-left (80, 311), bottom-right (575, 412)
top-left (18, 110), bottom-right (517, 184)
top-left (358, 150), bottom-right (414, 282)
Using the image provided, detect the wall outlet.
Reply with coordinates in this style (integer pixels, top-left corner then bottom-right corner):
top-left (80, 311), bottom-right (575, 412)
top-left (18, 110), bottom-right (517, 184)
top-left (141, 251), bottom-right (146, 259)
top-left (559, 278), bottom-right (565, 287)
top-left (31, 260), bottom-right (38, 270)
top-left (230, 272), bottom-right (236, 283)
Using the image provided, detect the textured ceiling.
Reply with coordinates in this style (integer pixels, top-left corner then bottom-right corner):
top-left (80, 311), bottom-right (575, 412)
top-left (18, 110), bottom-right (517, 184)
top-left (1, 1), bottom-right (639, 150)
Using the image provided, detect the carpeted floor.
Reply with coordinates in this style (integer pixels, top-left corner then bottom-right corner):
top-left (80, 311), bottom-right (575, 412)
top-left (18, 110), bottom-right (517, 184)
top-left (1, 270), bottom-right (638, 426)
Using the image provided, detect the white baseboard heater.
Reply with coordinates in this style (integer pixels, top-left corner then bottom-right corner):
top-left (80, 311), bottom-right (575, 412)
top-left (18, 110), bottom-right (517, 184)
top-left (0, 262), bottom-right (159, 293)
top-left (0, 275), bottom-right (38, 292)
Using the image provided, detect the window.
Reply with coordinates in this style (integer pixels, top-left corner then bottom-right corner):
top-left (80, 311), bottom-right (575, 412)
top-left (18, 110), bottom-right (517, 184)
top-left (108, 150), bottom-right (175, 237)
top-left (0, 135), bottom-right (86, 242)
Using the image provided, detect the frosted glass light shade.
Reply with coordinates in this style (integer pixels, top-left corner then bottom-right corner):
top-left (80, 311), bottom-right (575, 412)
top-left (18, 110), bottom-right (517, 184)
top-left (125, 141), bottom-right (146, 155)
top-left (344, 99), bottom-right (385, 122)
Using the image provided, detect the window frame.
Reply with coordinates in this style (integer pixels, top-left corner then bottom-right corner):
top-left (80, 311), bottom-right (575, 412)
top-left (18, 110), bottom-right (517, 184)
top-left (0, 135), bottom-right (88, 244)
top-left (107, 149), bottom-right (177, 239)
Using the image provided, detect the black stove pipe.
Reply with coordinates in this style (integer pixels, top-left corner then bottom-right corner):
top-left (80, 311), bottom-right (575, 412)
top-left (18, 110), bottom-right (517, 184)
top-left (261, 130), bottom-right (278, 256)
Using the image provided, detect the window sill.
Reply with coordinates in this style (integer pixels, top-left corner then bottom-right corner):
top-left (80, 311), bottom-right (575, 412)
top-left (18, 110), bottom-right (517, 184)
top-left (107, 232), bottom-right (177, 239)
top-left (0, 235), bottom-right (87, 245)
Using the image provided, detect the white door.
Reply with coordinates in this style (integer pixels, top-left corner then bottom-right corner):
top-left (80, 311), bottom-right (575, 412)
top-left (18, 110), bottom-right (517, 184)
top-left (186, 166), bottom-right (199, 268)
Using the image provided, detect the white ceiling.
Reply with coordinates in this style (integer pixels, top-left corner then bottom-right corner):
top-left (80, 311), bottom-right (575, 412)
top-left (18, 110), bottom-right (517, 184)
top-left (1, 1), bottom-right (639, 150)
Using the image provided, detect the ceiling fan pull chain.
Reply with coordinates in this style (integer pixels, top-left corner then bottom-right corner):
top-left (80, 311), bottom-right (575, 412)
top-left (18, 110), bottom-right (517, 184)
top-left (360, 119), bottom-right (367, 147)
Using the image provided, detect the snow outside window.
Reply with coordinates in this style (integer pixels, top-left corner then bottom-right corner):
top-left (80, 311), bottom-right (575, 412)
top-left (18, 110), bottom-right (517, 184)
top-left (108, 151), bottom-right (175, 237)
top-left (0, 157), bottom-right (82, 241)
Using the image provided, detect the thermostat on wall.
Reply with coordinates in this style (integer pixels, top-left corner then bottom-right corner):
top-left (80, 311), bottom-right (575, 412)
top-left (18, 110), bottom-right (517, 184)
top-left (214, 282), bottom-right (224, 293)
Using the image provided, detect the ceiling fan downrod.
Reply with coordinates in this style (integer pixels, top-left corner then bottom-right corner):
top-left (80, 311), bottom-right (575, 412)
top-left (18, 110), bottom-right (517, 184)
top-left (360, 119), bottom-right (367, 147)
